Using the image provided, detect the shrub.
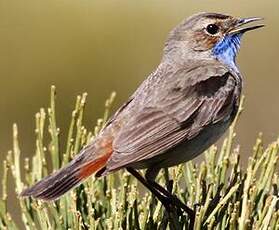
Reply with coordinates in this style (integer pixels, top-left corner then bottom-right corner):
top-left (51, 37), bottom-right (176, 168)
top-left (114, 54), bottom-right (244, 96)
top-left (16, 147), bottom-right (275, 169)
top-left (0, 86), bottom-right (278, 229)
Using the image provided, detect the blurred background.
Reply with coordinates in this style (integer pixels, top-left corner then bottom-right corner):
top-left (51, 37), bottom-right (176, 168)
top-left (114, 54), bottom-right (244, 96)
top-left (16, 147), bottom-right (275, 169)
top-left (0, 0), bottom-right (278, 224)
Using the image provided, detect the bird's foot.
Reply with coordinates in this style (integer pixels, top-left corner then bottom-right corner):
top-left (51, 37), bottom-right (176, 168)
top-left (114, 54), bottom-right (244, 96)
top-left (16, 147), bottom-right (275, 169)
top-left (160, 194), bottom-right (195, 228)
top-left (147, 178), bottom-right (195, 222)
top-left (169, 194), bottom-right (195, 219)
top-left (193, 202), bottom-right (201, 213)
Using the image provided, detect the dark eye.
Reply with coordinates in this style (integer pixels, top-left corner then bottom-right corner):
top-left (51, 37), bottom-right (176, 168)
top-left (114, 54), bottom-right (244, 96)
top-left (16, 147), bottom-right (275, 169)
top-left (206, 24), bottom-right (219, 35)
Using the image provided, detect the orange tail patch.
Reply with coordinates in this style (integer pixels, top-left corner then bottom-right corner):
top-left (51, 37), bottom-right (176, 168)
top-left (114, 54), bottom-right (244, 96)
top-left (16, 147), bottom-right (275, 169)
top-left (79, 152), bottom-right (112, 179)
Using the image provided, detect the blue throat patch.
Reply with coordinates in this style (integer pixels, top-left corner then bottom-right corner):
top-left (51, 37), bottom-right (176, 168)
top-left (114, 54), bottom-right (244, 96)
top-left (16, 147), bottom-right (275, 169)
top-left (212, 34), bottom-right (242, 72)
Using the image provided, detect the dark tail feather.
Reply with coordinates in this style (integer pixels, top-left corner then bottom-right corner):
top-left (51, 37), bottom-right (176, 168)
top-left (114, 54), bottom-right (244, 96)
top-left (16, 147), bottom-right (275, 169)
top-left (20, 152), bottom-right (111, 201)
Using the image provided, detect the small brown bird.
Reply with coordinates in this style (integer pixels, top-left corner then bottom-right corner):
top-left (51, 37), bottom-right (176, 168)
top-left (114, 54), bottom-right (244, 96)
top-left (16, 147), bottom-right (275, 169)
top-left (20, 12), bottom-right (263, 218)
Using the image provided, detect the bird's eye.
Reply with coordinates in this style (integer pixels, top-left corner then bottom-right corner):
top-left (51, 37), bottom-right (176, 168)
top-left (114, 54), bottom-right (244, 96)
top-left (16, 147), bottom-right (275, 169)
top-left (206, 24), bottom-right (219, 35)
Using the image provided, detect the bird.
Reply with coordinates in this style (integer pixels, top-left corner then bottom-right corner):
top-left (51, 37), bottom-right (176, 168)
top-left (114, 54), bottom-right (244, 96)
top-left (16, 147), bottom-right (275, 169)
top-left (20, 12), bottom-right (263, 220)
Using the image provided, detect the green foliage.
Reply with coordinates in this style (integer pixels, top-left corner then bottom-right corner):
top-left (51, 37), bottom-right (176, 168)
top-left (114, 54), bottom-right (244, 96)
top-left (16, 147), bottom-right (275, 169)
top-left (0, 86), bottom-right (278, 229)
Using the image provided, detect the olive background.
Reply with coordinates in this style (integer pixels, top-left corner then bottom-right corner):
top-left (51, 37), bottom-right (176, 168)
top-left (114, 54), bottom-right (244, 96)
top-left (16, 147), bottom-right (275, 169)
top-left (0, 0), bottom-right (278, 224)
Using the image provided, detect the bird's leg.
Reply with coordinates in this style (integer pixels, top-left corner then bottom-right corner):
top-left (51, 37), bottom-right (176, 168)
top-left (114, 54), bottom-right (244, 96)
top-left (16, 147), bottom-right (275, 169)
top-left (127, 167), bottom-right (195, 229)
top-left (126, 167), bottom-right (173, 212)
top-left (146, 178), bottom-right (195, 219)
top-left (146, 168), bottom-right (195, 216)
top-left (145, 168), bottom-right (195, 229)
top-left (161, 178), bottom-right (184, 217)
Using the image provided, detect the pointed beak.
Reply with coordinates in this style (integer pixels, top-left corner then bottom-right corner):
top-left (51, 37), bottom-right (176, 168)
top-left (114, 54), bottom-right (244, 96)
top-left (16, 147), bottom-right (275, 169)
top-left (229, 17), bottom-right (264, 35)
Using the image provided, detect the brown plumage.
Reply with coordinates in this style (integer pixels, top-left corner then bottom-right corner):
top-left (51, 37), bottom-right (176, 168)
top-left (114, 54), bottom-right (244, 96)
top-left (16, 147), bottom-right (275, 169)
top-left (20, 12), bottom-right (263, 204)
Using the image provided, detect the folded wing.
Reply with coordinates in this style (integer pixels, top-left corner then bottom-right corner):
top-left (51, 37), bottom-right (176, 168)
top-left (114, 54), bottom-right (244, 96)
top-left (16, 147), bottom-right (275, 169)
top-left (106, 64), bottom-right (237, 171)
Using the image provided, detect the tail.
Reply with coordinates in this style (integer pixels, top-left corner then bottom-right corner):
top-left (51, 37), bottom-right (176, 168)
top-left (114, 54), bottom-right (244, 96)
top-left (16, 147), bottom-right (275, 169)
top-left (20, 151), bottom-right (111, 201)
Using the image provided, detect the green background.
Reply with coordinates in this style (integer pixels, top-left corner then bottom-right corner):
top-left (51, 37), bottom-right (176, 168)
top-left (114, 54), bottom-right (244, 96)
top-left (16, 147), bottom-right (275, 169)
top-left (0, 0), bottom-right (278, 224)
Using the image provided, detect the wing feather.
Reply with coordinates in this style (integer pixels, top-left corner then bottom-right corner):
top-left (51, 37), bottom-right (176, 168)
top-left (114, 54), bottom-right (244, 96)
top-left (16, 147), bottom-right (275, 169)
top-left (106, 65), bottom-right (238, 171)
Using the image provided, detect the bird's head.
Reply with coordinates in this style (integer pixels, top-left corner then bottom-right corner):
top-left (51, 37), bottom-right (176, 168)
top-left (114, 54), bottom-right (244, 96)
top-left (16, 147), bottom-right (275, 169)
top-left (165, 12), bottom-right (264, 71)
